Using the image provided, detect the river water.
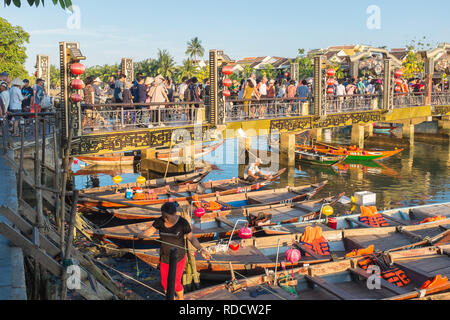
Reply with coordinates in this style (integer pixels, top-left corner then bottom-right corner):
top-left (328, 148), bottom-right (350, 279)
top-left (73, 132), bottom-right (450, 212)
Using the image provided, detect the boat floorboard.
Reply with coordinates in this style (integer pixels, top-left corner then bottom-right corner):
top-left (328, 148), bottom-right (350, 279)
top-left (411, 204), bottom-right (450, 218)
top-left (197, 247), bottom-right (273, 264)
top-left (248, 192), bottom-right (299, 204)
top-left (346, 233), bottom-right (414, 251)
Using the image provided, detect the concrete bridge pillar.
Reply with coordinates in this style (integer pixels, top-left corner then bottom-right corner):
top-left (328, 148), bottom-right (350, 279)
top-left (351, 125), bottom-right (365, 149)
top-left (438, 116), bottom-right (450, 130)
top-left (279, 132), bottom-right (296, 167)
top-left (401, 121), bottom-right (415, 146)
top-left (365, 124), bottom-right (374, 138)
top-left (311, 128), bottom-right (322, 142)
top-left (141, 148), bottom-right (156, 160)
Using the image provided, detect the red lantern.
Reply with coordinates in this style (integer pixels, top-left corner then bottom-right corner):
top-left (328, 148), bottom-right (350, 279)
top-left (327, 78), bottom-right (335, 86)
top-left (70, 93), bottom-right (83, 103)
top-left (229, 242), bottom-right (240, 251)
top-left (394, 85), bottom-right (402, 93)
top-left (73, 159), bottom-right (79, 165)
top-left (194, 208), bottom-right (206, 218)
top-left (71, 79), bottom-right (85, 90)
top-left (285, 72), bottom-right (290, 78)
top-left (394, 69), bottom-right (403, 78)
top-left (70, 63), bottom-right (85, 76)
top-left (222, 65), bottom-right (233, 75)
top-left (395, 78), bottom-right (403, 86)
top-left (238, 227), bottom-right (253, 239)
top-left (285, 249), bottom-right (301, 264)
top-left (222, 90), bottom-right (231, 97)
top-left (326, 69), bottom-right (336, 77)
top-left (327, 87), bottom-right (334, 94)
top-left (223, 78), bottom-right (232, 87)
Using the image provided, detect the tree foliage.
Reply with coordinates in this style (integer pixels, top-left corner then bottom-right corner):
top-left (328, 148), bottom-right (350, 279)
top-left (402, 38), bottom-right (430, 79)
top-left (156, 49), bottom-right (176, 78)
top-left (185, 37), bottom-right (205, 62)
top-left (83, 64), bottom-right (120, 82)
top-left (3, 0), bottom-right (72, 9)
top-left (0, 17), bottom-right (30, 79)
top-left (291, 48), bottom-right (314, 80)
top-left (50, 64), bottom-right (60, 87)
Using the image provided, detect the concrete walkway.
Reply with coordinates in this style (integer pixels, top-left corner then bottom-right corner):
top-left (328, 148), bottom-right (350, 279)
top-left (0, 151), bottom-right (27, 300)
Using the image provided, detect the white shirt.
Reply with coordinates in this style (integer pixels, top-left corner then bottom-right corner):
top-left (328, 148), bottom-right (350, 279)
top-left (244, 163), bottom-right (261, 179)
top-left (178, 83), bottom-right (188, 96)
top-left (258, 83), bottom-right (267, 95)
top-left (336, 84), bottom-right (346, 96)
top-left (0, 90), bottom-right (10, 111)
top-left (9, 86), bottom-right (24, 111)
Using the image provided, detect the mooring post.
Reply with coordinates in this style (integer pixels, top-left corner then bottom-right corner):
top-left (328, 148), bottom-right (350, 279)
top-left (18, 120), bottom-right (25, 200)
top-left (41, 116), bottom-right (47, 186)
top-left (166, 248), bottom-right (178, 300)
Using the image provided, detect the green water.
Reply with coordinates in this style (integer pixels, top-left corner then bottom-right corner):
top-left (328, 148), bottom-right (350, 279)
top-left (73, 134), bottom-right (450, 212)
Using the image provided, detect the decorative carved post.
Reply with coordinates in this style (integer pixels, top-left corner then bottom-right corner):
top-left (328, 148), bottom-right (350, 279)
top-left (383, 59), bottom-right (393, 110)
top-left (290, 62), bottom-right (299, 83)
top-left (121, 58), bottom-right (134, 87)
top-left (313, 55), bottom-right (325, 116)
top-left (36, 55), bottom-right (50, 94)
top-left (424, 57), bottom-right (434, 105)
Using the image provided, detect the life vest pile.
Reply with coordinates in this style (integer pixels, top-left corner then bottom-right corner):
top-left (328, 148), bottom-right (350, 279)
top-left (133, 192), bottom-right (159, 201)
top-left (192, 194), bottom-right (223, 212)
top-left (418, 216), bottom-right (447, 224)
top-left (299, 226), bottom-right (330, 256)
top-left (359, 206), bottom-right (389, 228)
top-left (357, 254), bottom-right (411, 287)
top-left (345, 245), bottom-right (375, 258)
top-left (421, 275), bottom-right (448, 290)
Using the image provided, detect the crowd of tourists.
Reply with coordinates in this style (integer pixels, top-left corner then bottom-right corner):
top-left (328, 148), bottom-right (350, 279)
top-left (0, 72), bottom-right (51, 136)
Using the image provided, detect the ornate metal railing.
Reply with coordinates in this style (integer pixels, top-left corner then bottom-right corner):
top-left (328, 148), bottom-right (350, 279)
top-left (80, 102), bottom-right (206, 134)
top-left (324, 94), bottom-right (381, 114)
top-left (224, 97), bottom-right (311, 121)
top-left (393, 93), bottom-right (425, 108)
top-left (431, 92), bottom-right (450, 106)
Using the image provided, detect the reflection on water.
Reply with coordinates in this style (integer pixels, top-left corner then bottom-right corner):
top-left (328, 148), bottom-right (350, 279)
top-left (73, 135), bottom-right (450, 212)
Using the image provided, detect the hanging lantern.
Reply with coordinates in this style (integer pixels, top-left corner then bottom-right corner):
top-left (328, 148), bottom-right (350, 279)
top-left (222, 65), bottom-right (233, 75)
top-left (326, 69), bottom-right (336, 77)
top-left (73, 158), bottom-right (79, 165)
top-left (70, 63), bottom-right (85, 76)
top-left (223, 78), bottom-right (232, 87)
top-left (222, 90), bottom-right (231, 97)
top-left (327, 87), bottom-right (334, 94)
top-left (285, 248), bottom-right (301, 264)
top-left (112, 176), bottom-right (122, 185)
top-left (194, 208), bottom-right (206, 218)
top-left (394, 85), bottom-right (402, 93)
top-left (71, 79), bottom-right (85, 90)
top-left (136, 176), bottom-right (146, 185)
top-left (322, 205), bottom-right (334, 217)
top-left (70, 93), bottom-right (82, 103)
top-left (395, 78), bottom-right (403, 86)
top-left (238, 227), bottom-right (253, 239)
top-left (327, 78), bottom-right (335, 86)
top-left (229, 241), bottom-right (240, 251)
top-left (285, 72), bottom-right (290, 78)
top-left (394, 69), bottom-right (404, 78)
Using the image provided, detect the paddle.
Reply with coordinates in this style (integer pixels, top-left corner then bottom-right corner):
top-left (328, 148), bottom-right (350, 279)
top-left (76, 193), bottom-right (162, 213)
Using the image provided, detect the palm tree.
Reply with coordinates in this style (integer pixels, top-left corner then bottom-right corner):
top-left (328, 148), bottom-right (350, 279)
top-left (135, 58), bottom-right (159, 77)
top-left (156, 49), bottom-right (176, 78)
top-left (185, 37), bottom-right (205, 62)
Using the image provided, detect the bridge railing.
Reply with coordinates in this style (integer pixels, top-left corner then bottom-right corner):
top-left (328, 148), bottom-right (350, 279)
top-left (324, 94), bottom-right (381, 114)
top-left (80, 102), bottom-right (206, 134)
top-left (393, 93), bottom-right (425, 108)
top-left (431, 92), bottom-right (450, 105)
top-left (225, 97), bottom-right (311, 121)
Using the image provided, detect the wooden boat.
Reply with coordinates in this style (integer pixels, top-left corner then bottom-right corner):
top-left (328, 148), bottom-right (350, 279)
top-left (155, 141), bottom-right (224, 161)
top-left (78, 169), bottom-right (292, 209)
top-left (374, 125), bottom-right (397, 134)
top-left (85, 193), bottom-right (345, 245)
top-left (80, 168), bottom-right (211, 195)
top-left (82, 168), bottom-right (286, 202)
top-left (73, 165), bottom-right (135, 177)
top-left (130, 221), bottom-right (450, 280)
top-left (296, 150), bottom-right (347, 166)
top-left (101, 181), bottom-right (328, 220)
top-left (76, 155), bottom-right (135, 166)
top-left (185, 244), bottom-right (450, 300)
top-left (296, 141), bottom-right (403, 161)
top-left (261, 202), bottom-right (450, 236)
top-left (334, 160), bottom-right (400, 178)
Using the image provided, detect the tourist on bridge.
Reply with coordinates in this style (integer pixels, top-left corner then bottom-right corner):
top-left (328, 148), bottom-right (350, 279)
top-left (21, 79), bottom-right (33, 113)
top-left (138, 202), bottom-right (212, 301)
top-left (8, 78), bottom-right (24, 136)
top-left (244, 158), bottom-right (272, 183)
top-left (0, 72), bottom-right (9, 89)
top-left (113, 74), bottom-right (126, 103)
top-left (31, 78), bottom-right (45, 113)
top-left (0, 81), bottom-right (10, 119)
top-left (177, 77), bottom-right (189, 101)
top-left (148, 75), bottom-right (168, 126)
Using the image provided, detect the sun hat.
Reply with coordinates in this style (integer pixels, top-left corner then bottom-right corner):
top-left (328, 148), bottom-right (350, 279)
top-left (0, 81), bottom-right (8, 88)
top-left (11, 78), bottom-right (24, 87)
top-left (93, 77), bottom-right (102, 83)
top-left (144, 77), bottom-right (154, 86)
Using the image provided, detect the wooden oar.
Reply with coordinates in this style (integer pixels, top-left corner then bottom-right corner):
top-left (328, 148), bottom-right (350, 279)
top-left (380, 213), bottom-right (408, 226)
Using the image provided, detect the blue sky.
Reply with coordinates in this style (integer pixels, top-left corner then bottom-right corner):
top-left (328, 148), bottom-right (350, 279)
top-left (1, 0), bottom-right (449, 74)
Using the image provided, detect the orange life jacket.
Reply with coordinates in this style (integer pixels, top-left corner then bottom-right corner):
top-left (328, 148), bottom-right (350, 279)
top-left (345, 245), bottom-right (375, 258)
top-left (421, 275), bottom-right (448, 290)
top-left (133, 192), bottom-right (158, 200)
top-left (359, 206), bottom-right (389, 227)
top-left (381, 268), bottom-right (411, 287)
top-left (192, 194), bottom-right (223, 211)
top-left (300, 226), bottom-right (330, 256)
top-left (419, 216), bottom-right (446, 224)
